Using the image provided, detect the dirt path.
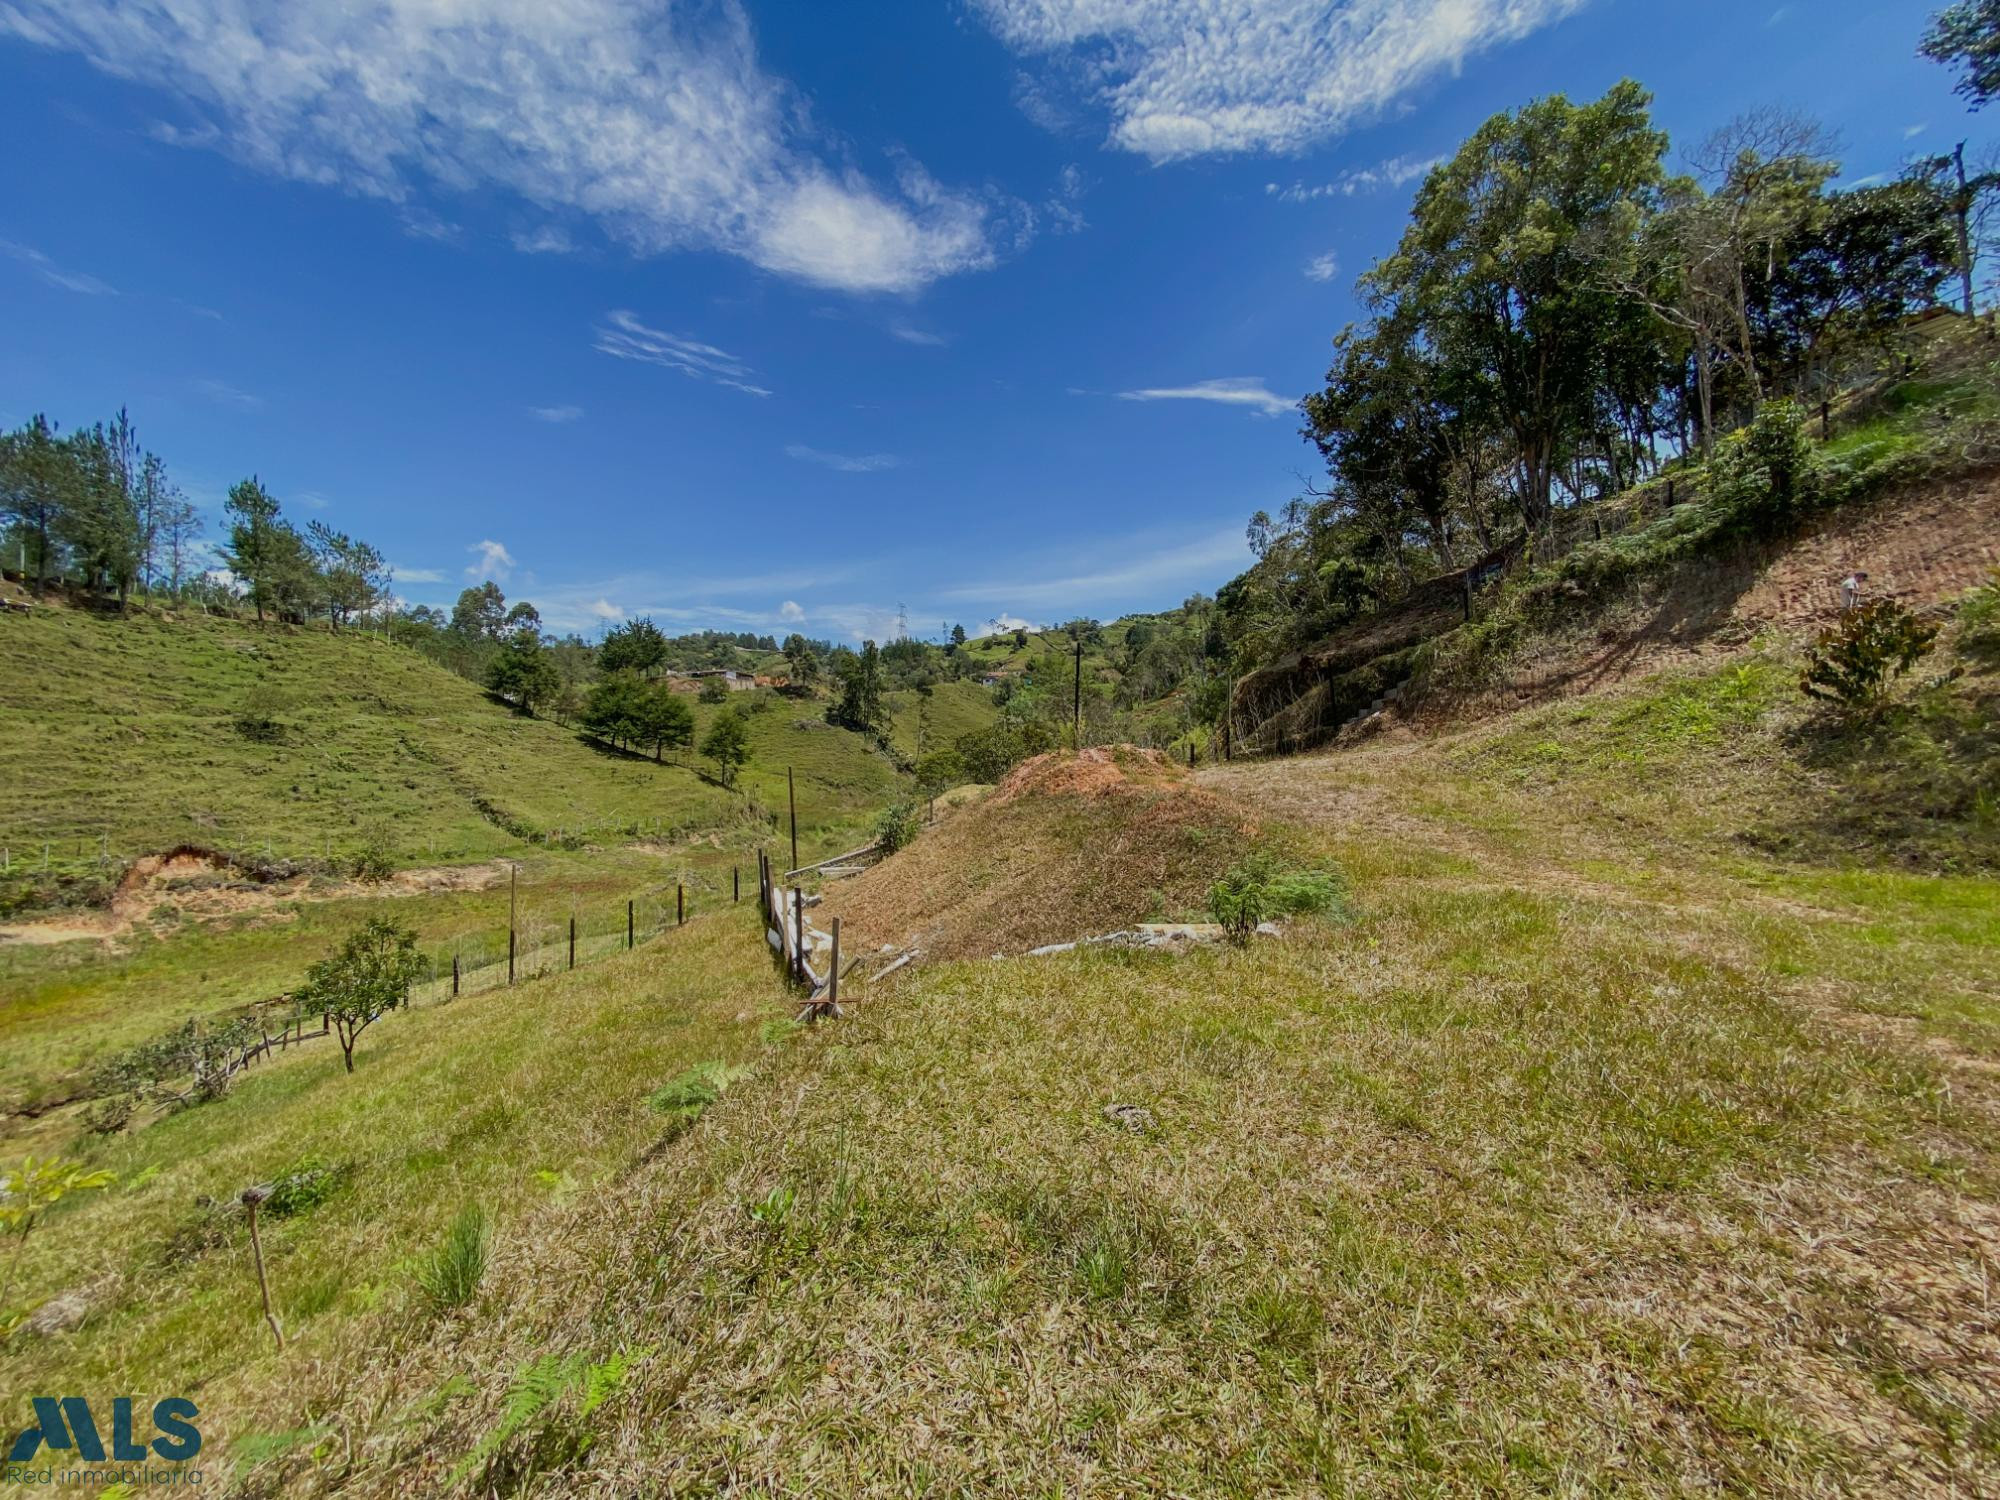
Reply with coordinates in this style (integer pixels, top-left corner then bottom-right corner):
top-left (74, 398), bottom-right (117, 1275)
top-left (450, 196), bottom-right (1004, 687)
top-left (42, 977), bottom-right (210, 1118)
top-left (0, 852), bottom-right (512, 948)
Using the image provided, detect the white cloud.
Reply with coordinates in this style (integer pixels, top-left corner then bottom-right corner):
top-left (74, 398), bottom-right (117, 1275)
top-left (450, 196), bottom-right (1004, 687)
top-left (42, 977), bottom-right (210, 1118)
top-left (785, 443), bottom-right (902, 473)
top-left (971, 613), bottom-right (1038, 637)
top-left (467, 539), bottom-right (516, 582)
top-left (1115, 377), bottom-right (1294, 417)
top-left (594, 310), bottom-right (772, 397)
top-left (194, 377), bottom-right (261, 409)
top-left (389, 565), bottom-right (446, 583)
top-left (1, 238), bottom-right (117, 295)
top-left (1905, 123), bottom-right (1930, 140)
top-left (1266, 154), bottom-right (1443, 202)
top-left (940, 525), bottom-right (1253, 609)
top-left (512, 225), bottom-right (575, 255)
top-left (587, 598), bottom-right (624, 621)
top-left (972, 0), bottom-right (1591, 161)
top-left (529, 404), bottom-right (584, 423)
top-left (889, 321), bottom-right (948, 347)
top-left (5, 0), bottom-right (1012, 294)
top-left (779, 600), bottom-right (806, 622)
top-left (1304, 251), bottom-right (1339, 282)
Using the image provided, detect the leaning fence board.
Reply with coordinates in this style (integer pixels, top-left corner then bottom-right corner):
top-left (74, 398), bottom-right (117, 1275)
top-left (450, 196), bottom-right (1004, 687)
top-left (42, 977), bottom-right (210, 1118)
top-left (783, 840), bottom-right (880, 880)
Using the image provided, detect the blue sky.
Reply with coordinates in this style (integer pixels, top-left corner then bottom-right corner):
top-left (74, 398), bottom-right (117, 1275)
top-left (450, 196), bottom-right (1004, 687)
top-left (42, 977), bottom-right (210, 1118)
top-left (0, 0), bottom-right (1967, 640)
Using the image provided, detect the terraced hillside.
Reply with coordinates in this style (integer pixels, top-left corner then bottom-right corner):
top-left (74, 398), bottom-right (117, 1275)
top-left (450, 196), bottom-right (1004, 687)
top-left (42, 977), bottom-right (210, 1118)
top-left (0, 605), bottom-right (907, 909)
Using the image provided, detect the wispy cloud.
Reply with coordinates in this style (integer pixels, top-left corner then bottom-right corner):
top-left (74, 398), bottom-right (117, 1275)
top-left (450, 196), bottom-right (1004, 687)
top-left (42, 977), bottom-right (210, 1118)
top-left (1115, 377), bottom-right (1294, 417)
top-left (780, 600), bottom-right (806, 622)
top-left (587, 598), bottom-right (623, 621)
top-left (889, 321), bottom-right (948, 347)
top-left (785, 443), bottom-right (902, 473)
top-left (528, 404), bottom-right (584, 423)
top-left (938, 525), bottom-right (1253, 608)
top-left (194, 377), bottom-right (260, 409)
top-left (512, 225), bottom-right (575, 255)
top-left (5, 0), bottom-right (1013, 294)
top-left (1905, 122), bottom-right (1931, 140)
top-left (594, 310), bottom-right (771, 398)
top-left (1, 238), bottom-right (117, 295)
top-left (467, 539), bottom-right (515, 581)
top-left (1304, 251), bottom-right (1339, 282)
top-left (972, 1), bottom-right (1591, 161)
top-left (1266, 154), bottom-right (1443, 203)
top-left (389, 564), bottom-right (445, 584)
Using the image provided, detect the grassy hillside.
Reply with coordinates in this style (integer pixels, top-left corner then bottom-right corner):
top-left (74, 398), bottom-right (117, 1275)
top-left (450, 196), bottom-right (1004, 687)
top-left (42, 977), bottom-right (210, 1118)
top-left (0, 606), bottom-right (903, 910)
top-left (6, 599), bottom-right (1994, 1494)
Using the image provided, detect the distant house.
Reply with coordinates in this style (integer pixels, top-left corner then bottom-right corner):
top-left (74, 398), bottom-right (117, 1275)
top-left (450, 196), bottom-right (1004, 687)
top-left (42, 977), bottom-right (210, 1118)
top-left (977, 672), bottom-right (1005, 687)
top-left (678, 668), bottom-right (757, 691)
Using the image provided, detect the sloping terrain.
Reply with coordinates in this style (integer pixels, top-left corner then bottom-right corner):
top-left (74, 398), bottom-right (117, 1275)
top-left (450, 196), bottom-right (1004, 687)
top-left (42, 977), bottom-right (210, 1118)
top-left (820, 747), bottom-right (1260, 961)
top-left (0, 605), bottom-right (902, 912)
top-left (62, 628), bottom-right (1988, 1498)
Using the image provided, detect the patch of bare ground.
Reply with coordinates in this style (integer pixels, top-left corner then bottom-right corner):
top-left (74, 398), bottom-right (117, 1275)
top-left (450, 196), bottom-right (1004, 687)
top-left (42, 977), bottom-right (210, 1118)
top-left (0, 851), bottom-right (510, 947)
top-left (1407, 468), bottom-right (2000, 732)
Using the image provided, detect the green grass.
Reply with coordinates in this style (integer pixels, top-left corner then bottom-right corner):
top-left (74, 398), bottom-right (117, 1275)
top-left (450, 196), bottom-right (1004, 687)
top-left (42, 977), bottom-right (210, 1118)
top-left (0, 606), bottom-right (903, 901)
top-left (3, 581), bottom-right (1996, 1493)
top-left (0, 905), bottom-right (786, 1411)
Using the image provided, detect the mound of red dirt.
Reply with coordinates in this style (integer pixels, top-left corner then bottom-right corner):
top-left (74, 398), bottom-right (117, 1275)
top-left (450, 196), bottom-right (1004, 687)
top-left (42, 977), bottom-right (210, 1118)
top-left (822, 748), bottom-right (1258, 965)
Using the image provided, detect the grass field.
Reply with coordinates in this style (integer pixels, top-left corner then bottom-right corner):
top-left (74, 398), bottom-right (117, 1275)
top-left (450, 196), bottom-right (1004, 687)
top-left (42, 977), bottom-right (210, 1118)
top-left (0, 607), bottom-right (1990, 1495)
top-left (0, 606), bottom-right (906, 906)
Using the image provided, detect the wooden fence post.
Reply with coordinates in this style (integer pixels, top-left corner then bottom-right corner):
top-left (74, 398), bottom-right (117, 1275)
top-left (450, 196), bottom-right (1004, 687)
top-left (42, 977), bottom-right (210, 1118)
top-left (452, 954), bottom-right (460, 997)
top-left (788, 768), bottom-right (799, 878)
top-left (829, 917), bottom-right (840, 1012)
top-left (793, 888), bottom-right (804, 985)
top-left (677, 883), bottom-right (685, 926)
top-left (733, 866), bottom-right (740, 903)
top-left (508, 929), bottom-right (515, 986)
top-left (628, 899), bottom-right (634, 949)
top-left (568, 915), bottom-right (576, 970)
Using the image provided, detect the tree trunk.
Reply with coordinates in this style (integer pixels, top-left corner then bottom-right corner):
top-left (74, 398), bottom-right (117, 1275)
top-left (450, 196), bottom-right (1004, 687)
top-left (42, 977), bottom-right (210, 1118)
top-left (1956, 142), bottom-right (1978, 317)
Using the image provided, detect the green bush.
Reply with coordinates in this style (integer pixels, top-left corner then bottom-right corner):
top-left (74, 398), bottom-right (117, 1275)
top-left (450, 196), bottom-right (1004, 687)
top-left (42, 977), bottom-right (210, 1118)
top-left (875, 800), bottom-right (922, 853)
top-left (415, 1204), bottom-right (490, 1312)
top-left (646, 1060), bottom-right (743, 1125)
top-left (264, 1157), bottom-right (350, 1219)
top-left (1708, 400), bottom-right (1825, 534)
top-left (1800, 600), bottom-right (1941, 711)
top-left (1207, 853), bottom-right (1343, 940)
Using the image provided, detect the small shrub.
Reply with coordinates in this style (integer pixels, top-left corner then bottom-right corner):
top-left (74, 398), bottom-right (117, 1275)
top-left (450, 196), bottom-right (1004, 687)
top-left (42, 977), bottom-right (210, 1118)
top-left (349, 824), bottom-right (396, 882)
top-left (1710, 400), bottom-right (1824, 533)
top-left (235, 685), bottom-right (295, 745)
top-left (1207, 852), bottom-right (1343, 940)
top-left (646, 1061), bottom-right (744, 1131)
top-left (263, 1157), bottom-right (349, 1219)
top-left (875, 799), bottom-right (922, 853)
top-left (1959, 569), bottom-right (2000, 666)
top-left (1800, 600), bottom-right (1940, 711)
top-left (415, 1204), bottom-right (490, 1312)
top-left (80, 1094), bottom-right (135, 1136)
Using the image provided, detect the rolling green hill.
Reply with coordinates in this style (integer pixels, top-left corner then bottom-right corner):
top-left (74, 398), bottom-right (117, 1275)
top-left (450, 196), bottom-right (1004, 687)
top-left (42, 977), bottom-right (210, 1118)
top-left (0, 606), bottom-right (906, 910)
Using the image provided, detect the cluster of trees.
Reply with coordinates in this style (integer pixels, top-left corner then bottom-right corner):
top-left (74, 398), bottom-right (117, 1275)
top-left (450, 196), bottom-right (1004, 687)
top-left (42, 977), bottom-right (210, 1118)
top-left (2, 410), bottom-right (202, 603)
top-left (1219, 28), bottom-right (1982, 670)
top-left (1, 409), bottom-right (406, 631)
top-left (222, 478), bottom-right (392, 627)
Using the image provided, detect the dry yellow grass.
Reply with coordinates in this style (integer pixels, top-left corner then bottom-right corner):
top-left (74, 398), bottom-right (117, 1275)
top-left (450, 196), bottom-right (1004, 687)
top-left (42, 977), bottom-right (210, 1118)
top-left (821, 748), bottom-right (1259, 963)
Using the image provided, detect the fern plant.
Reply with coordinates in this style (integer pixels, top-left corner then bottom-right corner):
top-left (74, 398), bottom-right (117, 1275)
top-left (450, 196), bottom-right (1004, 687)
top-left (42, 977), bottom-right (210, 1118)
top-left (449, 1346), bottom-right (651, 1487)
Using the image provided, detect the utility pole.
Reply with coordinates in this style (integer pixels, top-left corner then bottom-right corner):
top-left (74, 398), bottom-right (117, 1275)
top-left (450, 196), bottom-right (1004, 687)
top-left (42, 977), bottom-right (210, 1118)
top-left (1072, 634), bottom-right (1083, 750)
